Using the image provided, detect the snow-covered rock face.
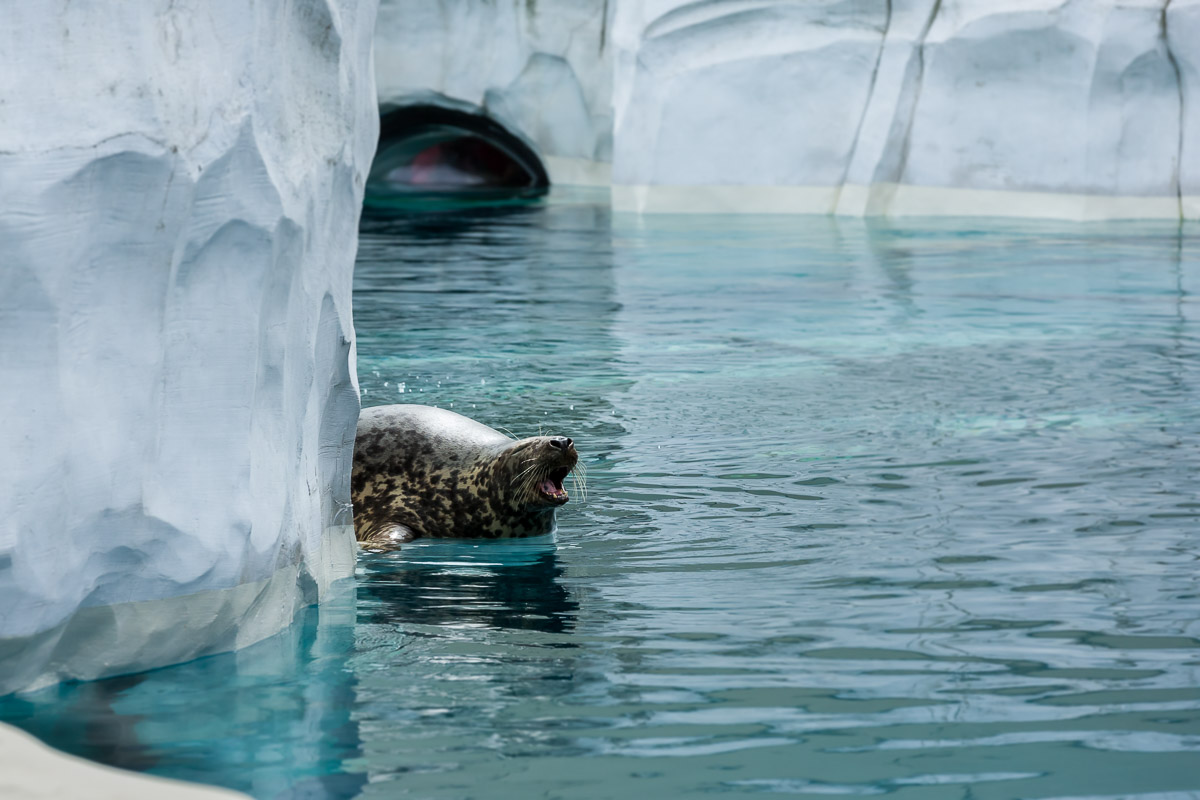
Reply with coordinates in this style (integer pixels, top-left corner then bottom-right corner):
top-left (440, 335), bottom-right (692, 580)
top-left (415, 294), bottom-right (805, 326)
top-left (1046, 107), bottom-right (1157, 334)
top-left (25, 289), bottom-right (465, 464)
top-left (611, 0), bottom-right (1198, 218)
top-left (373, 0), bottom-right (613, 186)
top-left (0, 0), bottom-right (378, 694)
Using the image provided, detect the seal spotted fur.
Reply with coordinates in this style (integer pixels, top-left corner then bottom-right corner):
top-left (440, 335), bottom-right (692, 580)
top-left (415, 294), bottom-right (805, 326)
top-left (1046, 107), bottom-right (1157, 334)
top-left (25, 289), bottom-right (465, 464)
top-left (352, 404), bottom-right (579, 548)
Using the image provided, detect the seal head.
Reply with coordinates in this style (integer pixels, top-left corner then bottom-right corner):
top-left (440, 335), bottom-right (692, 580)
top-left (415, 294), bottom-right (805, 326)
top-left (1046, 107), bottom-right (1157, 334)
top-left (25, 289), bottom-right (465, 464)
top-left (352, 404), bottom-right (579, 548)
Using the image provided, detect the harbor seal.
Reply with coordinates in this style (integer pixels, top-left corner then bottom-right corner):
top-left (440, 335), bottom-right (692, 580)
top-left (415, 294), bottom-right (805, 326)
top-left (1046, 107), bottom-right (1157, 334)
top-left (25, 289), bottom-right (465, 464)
top-left (352, 404), bottom-right (580, 548)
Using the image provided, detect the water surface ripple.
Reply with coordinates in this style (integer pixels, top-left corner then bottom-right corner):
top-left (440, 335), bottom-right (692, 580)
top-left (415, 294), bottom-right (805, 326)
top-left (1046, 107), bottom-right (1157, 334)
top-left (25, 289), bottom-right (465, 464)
top-left (4, 196), bottom-right (1199, 799)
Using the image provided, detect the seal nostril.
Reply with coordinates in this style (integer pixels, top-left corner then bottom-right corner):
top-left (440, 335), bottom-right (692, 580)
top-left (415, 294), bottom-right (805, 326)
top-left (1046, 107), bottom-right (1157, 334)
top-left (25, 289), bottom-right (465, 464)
top-left (549, 437), bottom-right (570, 451)
top-left (565, 437), bottom-right (574, 449)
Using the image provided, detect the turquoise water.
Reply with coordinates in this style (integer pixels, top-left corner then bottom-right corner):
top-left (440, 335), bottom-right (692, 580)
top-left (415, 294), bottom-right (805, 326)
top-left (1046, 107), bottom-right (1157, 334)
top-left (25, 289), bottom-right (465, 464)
top-left (4, 193), bottom-right (1200, 799)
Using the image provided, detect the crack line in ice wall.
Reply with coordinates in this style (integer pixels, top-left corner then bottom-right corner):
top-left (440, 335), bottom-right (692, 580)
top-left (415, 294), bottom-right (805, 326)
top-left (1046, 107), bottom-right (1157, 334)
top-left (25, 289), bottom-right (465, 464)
top-left (1162, 0), bottom-right (1185, 219)
top-left (836, 0), bottom-right (892, 198)
top-left (891, 0), bottom-right (943, 193)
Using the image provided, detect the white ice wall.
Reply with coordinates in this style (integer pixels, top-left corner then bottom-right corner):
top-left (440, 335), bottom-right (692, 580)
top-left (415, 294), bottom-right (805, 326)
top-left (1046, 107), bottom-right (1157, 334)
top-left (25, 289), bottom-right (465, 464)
top-left (375, 0), bottom-right (1197, 219)
top-left (374, 0), bottom-right (613, 186)
top-left (0, 0), bottom-right (378, 695)
top-left (613, 0), bottom-right (1199, 219)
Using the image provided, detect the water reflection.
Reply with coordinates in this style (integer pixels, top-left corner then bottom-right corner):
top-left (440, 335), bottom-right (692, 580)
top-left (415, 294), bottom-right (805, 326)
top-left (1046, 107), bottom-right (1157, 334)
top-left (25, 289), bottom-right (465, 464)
top-left (0, 584), bottom-right (367, 800)
top-left (357, 539), bottom-right (578, 635)
top-left (0, 673), bottom-right (157, 773)
top-left (359, 197), bottom-right (550, 237)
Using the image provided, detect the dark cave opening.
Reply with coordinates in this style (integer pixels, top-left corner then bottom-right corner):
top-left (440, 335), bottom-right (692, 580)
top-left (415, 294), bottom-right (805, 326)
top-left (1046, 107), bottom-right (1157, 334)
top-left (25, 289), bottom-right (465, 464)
top-left (364, 105), bottom-right (549, 213)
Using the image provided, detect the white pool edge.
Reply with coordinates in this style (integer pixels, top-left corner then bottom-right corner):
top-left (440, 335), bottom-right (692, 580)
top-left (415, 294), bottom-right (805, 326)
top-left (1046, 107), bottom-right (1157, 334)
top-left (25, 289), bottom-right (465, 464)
top-left (0, 722), bottom-right (251, 800)
top-left (610, 182), bottom-right (1196, 222)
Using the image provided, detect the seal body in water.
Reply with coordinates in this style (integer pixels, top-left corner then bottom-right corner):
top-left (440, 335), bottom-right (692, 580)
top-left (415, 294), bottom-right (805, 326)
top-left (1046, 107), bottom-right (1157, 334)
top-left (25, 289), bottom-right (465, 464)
top-left (352, 404), bottom-right (579, 548)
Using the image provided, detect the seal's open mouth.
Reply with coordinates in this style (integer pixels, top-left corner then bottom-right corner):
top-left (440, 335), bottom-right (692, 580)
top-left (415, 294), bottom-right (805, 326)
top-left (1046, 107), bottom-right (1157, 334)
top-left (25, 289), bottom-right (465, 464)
top-left (537, 466), bottom-right (571, 504)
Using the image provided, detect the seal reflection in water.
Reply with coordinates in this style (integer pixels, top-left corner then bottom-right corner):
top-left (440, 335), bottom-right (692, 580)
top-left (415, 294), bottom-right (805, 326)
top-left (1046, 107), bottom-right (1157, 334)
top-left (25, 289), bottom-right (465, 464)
top-left (352, 404), bottom-right (581, 549)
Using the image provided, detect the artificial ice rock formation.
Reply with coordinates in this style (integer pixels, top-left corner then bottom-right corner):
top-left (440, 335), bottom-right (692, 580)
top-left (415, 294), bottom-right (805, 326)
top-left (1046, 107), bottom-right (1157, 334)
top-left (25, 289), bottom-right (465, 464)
top-left (374, 0), bottom-right (1196, 219)
top-left (374, 0), bottom-right (613, 185)
top-left (0, 0), bottom-right (378, 695)
top-left (612, 0), bottom-right (1199, 218)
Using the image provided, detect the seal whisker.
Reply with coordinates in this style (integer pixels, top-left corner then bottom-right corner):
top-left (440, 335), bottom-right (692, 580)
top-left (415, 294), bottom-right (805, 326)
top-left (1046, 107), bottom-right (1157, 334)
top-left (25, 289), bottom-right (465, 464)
top-left (512, 466), bottom-right (539, 485)
top-left (511, 462), bottom-right (541, 486)
top-left (519, 465), bottom-right (547, 503)
top-left (570, 464), bottom-right (588, 502)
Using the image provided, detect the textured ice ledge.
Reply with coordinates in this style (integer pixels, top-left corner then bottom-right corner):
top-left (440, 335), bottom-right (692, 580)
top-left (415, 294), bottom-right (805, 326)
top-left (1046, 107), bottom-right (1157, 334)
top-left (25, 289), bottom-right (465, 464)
top-left (0, 0), bottom-right (378, 694)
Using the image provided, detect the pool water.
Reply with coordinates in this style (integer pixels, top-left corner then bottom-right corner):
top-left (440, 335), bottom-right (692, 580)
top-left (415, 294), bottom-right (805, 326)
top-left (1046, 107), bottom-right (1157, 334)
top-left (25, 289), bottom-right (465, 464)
top-left (4, 192), bottom-right (1200, 799)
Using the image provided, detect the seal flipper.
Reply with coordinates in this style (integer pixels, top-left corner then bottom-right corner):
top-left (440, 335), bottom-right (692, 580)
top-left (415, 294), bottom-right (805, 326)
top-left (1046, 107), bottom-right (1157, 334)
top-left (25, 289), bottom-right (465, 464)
top-left (359, 522), bottom-right (416, 551)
